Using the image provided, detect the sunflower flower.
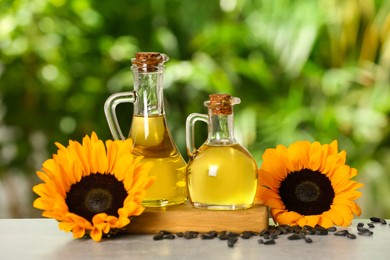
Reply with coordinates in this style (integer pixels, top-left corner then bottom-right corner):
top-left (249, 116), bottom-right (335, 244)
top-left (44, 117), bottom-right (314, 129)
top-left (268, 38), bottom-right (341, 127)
top-left (33, 132), bottom-right (154, 242)
top-left (257, 140), bottom-right (363, 228)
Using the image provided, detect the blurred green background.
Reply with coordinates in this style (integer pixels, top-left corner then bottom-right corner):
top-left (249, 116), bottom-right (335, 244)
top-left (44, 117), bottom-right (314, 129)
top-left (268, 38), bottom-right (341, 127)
top-left (0, 0), bottom-right (389, 218)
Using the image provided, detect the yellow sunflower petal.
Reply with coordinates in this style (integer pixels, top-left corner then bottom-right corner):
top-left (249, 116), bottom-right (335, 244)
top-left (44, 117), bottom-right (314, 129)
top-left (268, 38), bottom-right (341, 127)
top-left (330, 204), bottom-right (353, 226)
top-left (72, 225), bottom-right (86, 239)
top-left (90, 227), bottom-right (103, 242)
top-left (59, 221), bottom-right (76, 232)
top-left (258, 169), bottom-right (283, 191)
top-left (257, 188), bottom-right (285, 208)
top-left (303, 215), bottom-right (320, 227)
top-left (330, 165), bottom-right (352, 192)
top-left (308, 142), bottom-right (325, 171)
top-left (273, 210), bottom-right (303, 225)
top-left (322, 210), bottom-right (343, 226)
top-left (317, 214), bottom-right (334, 228)
top-left (261, 147), bottom-right (289, 179)
top-left (336, 181), bottom-right (364, 194)
top-left (297, 217), bottom-right (308, 227)
top-left (287, 141), bottom-right (310, 171)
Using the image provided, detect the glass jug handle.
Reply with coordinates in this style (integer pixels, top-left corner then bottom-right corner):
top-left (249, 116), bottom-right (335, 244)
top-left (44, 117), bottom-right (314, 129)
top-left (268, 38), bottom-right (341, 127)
top-left (186, 113), bottom-right (208, 158)
top-left (104, 91), bottom-right (136, 140)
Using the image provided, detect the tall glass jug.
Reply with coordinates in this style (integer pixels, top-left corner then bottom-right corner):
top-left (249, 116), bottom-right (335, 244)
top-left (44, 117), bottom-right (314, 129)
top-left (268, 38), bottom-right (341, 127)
top-left (186, 94), bottom-right (258, 210)
top-left (104, 52), bottom-right (187, 207)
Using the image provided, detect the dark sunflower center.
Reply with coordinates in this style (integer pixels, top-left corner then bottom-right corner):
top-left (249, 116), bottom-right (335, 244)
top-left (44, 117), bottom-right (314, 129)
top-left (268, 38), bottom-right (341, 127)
top-left (279, 168), bottom-right (335, 215)
top-left (65, 173), bottom-right (128, 223)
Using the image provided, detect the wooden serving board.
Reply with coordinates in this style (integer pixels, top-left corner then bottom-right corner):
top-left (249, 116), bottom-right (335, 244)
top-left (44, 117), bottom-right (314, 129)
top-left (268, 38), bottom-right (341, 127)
top-left (125, 202), bottom-right (268, 234)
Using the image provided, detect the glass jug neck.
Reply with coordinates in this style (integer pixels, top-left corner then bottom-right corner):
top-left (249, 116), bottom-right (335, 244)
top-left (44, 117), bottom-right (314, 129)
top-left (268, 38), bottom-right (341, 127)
top-left (132, 66), bottom-right (165, 116)
top-left (206, 112), bottom-right (237, 145)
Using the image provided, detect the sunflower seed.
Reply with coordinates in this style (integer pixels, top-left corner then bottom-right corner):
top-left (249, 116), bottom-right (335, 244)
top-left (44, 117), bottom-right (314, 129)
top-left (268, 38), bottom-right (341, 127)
top-left (367, 223), bottom-right (375, 228)
top-left (227, 237), bottom-right (238, 247)
top-left (327, 227), bottom-right (337, 232)
top-left (263, 239), bottom-right (276, 245)
top-left (176, 232), bottom-right (184, 237)
top-left (259, 228), bottom-right (269, 236)
top-left (368, 217), bottom-right (387, 225)
top-left (315, 228), bottom-right (328, 235)
top-left (370, 217), bottom-right (382, 223)
top-left (200, 234), bottom-right (215, 240)
top-left (334, 230), bottom-right (349, 236)
top-left (277, 226), bottom-right (288, 234)
top-left (346, 233), bottom-right (357, 239)
top-left (357, 222), bottom-right (364, 228)
top-left (158, 230), bottom-right (172, 235)
top-left (207, 231), bottom-right (218, 238)
top-left (357, 226), bottom-right (366, 232)
top-left (303, 225), bottom-right (314, 231)
top-left (241, 231), bottom-right (255, 239)
top-left (153, 234), bottom-right (164, 240)
top-left (358, 228), bottom-right (374, 236)
top-left (164, 234), bottom-right (175, 240)
top-left (184, 231), bottom-right (198, 239)
top-left (219, 231), bottom-right (239, 240)
top-left (287, 234), bottom-right (301, 240)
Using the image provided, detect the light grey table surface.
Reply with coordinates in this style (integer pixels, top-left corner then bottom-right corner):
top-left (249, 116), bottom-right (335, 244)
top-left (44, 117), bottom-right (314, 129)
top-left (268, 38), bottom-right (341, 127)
top-left (0, 218), bottom-right (388, 260)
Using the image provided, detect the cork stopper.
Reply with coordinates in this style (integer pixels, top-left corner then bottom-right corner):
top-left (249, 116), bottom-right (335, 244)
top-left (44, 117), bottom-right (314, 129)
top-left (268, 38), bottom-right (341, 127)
top-left (205, 94), bottom-right (240, 115)
top-left (131, 52), bottom-right (169, 72)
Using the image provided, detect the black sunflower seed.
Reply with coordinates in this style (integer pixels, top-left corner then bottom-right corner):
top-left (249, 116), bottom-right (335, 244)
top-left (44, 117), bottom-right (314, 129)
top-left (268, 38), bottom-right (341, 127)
top-left (315, 228), bottom-right (328, 235)
top-left (287, 234), bottom-right (301, 240)
top-left (161, 230), bottom-right (172, 235)
top-left (184, 231), bottom-right (198, 239)
top-left (367, 223), bottom-right (375, 228)
top-left (207, 231), bottom-right (218, 238)
top-left (176, 232), bottom-right (184, 237)
top-left (259, 229), bottom-right (269, 236)
top-left (227, 237), bottom-right (238, 247)
top-left (303, 236), bottom-right (313, 243)
top-left (277, 226), bottom-right (288, 234)
top-left (218, 231), bottom-right (239, 240)
top-left (327, 227), bottom-right (337, 232)
top-left (370, 217), bottom-right (382, 223)
top-left (241, 231), bottom-right (254, 239)
top-left (357, 226), bottom-right (366, 232)
top-left (153, 234), bottom-right (164, 240)
top-left (334, 230), bottom-right (349, 236)
top-left (346, 233), bottom-right (357, 239)
top-left (164, 234), bottom-right (175, 239)
top-left (358, 228), bottom-right (374, 236)
top-left (263, 239), bottom-right (276, 245)
top-left (200, 234), bottom-right (215, 240)
top-left (357, 222), bottom-right (364, 228)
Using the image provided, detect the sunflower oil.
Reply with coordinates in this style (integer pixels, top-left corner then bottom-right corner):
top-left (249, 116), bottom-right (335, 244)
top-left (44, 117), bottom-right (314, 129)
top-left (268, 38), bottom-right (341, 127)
top-left (130, 115), bottom-right (187, 207)
top-left (187, 144), bottom-right (258, 209)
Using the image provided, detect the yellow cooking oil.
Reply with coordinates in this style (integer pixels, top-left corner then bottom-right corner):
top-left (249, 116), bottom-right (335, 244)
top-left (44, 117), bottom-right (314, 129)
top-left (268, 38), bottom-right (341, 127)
top-left (187, 143), bottom-right (258, 210)
top-left (130, 115), bottom-right (187, 207)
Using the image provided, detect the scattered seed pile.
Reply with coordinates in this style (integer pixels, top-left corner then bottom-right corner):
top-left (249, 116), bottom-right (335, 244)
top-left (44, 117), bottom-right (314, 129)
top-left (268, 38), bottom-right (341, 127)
top-left (152, 217), bottom-right (387, 248)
